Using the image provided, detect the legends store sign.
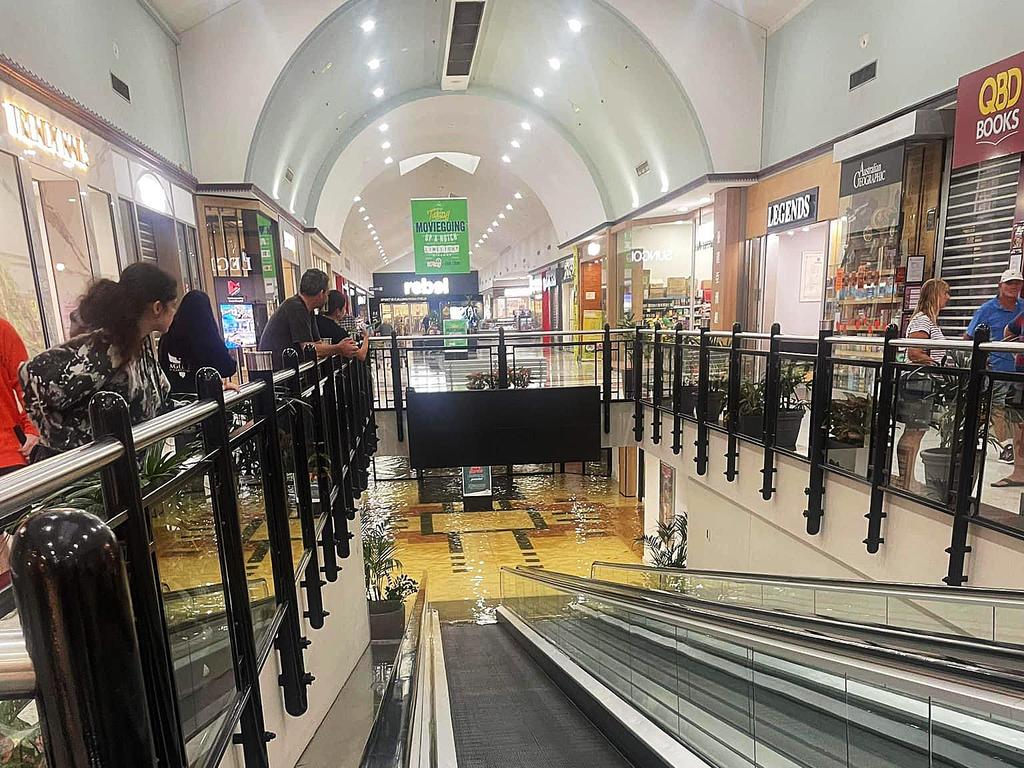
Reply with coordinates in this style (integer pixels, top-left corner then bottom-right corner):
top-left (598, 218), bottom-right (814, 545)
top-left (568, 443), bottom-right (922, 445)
top-left (766, 187), bottom-right (819, 234)
top-left (411, 198), bottom-right (470, 275)
top-left (953, 50), bottom-right (1024, 168)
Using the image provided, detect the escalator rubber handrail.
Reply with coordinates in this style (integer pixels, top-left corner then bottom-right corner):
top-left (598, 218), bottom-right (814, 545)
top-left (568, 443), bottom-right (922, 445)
top-left (589, 561), bottom-right (1024, 605)
top-left (504, 566), bottom-right (1024, 694)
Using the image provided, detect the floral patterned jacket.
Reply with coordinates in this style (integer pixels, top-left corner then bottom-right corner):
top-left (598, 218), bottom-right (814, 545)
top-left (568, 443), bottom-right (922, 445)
top-left (19, 331), bottom-right (170, 453)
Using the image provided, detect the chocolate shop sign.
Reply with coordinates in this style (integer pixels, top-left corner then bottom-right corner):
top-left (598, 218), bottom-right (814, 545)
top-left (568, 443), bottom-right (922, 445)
top-left (766, 187), bottom-right (819, 234)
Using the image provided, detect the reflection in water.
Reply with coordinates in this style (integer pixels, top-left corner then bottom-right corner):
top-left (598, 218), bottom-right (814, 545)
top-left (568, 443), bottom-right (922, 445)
top-left (363, 459), bottom-right (643, 624)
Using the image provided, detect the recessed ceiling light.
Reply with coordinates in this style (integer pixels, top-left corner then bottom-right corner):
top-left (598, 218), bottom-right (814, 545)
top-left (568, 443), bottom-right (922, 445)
top-left (361, 18), bottom-right (376, 33)
top-left (321, 62), bottom-right (333, 74)
top-left (358, 206), bottom-right (366, 213)
top-left (483, 234), bottom-right (488, 239)
top-left (367, 58), bottom-right (381, 70)
top-left (492, 220), bottom-right (498, 227)
top-left (384, 156), bottom-right (394, 165)
top-left (510, 139), bottom-right (521, 149)
top-left (532, 87), bottom-right (544, 98)
top-left (506, 203), bottom-right (514, 210)
top-left (381, 140), bottom-right (391, 150)
top-left (487, 227), bottom-right (493, 233)
top-left (700, 196), bottom-right (712, 204)
top-left (501, 154), bottom-right (511, 163)
top-left (520, 121), bottom-right (532, 132)
top-left (367, 223), bottom-right (373, 229)
top-left (363, 215), bottom-right (369, 221)
top-left (354, 195), bottom-right (362, 202)
top-left (567, 18), bottom-right (582, 33)
top-left (499, 213), bottom-right (506, 219)
top-left (548, 57), bottom-right (561, 71)
top-left (372, 87), bottom-right (385, 99)
top-left (379, 123), bottom-right (389, 133)
top-left (514, 192), bottom-right (523, 199)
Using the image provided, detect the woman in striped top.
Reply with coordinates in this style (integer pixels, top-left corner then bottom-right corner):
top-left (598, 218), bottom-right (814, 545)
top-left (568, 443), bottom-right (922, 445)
top-left (896, 278), bottom-right (949, 490)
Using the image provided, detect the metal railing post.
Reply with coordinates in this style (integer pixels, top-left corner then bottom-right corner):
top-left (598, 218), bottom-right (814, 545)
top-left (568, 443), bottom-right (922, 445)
top-left (945, 326), bottom-right (990, 586)
top-left (695, 328), bottom-right (710, 476)
top-left (804, 328), bottom-right (832, 535)
top-left (498, 327), bottom-right (509, 388)
top-left (652, 323), bottom-right (663, 444)
top-left (672, 323), bottom-right (683, 455)
top-left (760, 323), bottom-right (781, 500)
top-left (632, 324), bottom-right (644, 441)
top-left (865, 324), bottom-right (899, 554)
top-left (12, 508), bottom-right (159, 767)
top-left (603, 323), bottom-right (612, 433)
top-left (244, 357), bottom-right (313, 715)
top-left (391, 331), bottom-right (404, 442)
top-left (284, 348), bottom-right (337, 587)
top-left (725, 322), bottom-right (742, 482)
top-left (196, 369), bottom-right (272, 767)
top-left (88, 392), bottom-right (188, 767)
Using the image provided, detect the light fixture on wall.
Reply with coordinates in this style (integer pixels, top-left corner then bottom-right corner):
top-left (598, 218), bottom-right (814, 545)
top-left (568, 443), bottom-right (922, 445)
top-left (532, 87), bottom-right (544, 98)
top-left (367, 58), bottom-right (381, 70)
top-left (567, 18), bottom-right (582, 33)
top-left (587, 241), bottom-right (601, 257)
top-left (361, 18), bottom-right (376, 33)
top-left (520, 121), bottom-right (532, 131)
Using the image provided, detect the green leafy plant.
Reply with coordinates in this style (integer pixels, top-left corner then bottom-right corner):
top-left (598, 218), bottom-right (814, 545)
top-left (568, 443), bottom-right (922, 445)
top-left (362, 516), bottom-right (418, 602)
top-left (636, 515), bottom-right (687, 568)
top-left (465, 367), bottom-right (532, 390)
top-left (829, 394), bottom-right (872, 445)
top-left (738, 362), bottom-right (810, 417)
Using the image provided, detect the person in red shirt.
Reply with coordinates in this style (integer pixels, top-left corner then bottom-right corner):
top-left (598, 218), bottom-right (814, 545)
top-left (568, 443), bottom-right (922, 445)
top-left (0, 318), bottom-right (37, 475)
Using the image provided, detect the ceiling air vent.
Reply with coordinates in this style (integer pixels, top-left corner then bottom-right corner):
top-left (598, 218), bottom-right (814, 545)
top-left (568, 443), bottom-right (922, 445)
top-left (284, 167), bottom-right (295, 183)
top-left (442, 1), bottom-right (485, 91)
top-left (849, 61), bottom-right (877, 91)
top-left (635, 160), bottom-right (650, 178)
top-left (111, 73), bottom-right (131, 103)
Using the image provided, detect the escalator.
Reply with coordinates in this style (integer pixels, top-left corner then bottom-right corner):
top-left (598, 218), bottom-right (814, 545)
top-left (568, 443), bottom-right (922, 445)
top-left (359, 567), bottom-right (1024, 768)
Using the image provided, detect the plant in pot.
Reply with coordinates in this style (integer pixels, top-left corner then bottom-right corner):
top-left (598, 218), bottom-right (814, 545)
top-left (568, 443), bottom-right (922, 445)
top-left (635, 514), bottom-right (687, 567)
top-left (362, 517), bottom-right (419, 641)
top-left (827, 394), bottom-right (872, 474)
top-left (736, 363), bottom-right (808, 450)
top-left (706, 375), bottom-right (728, 424)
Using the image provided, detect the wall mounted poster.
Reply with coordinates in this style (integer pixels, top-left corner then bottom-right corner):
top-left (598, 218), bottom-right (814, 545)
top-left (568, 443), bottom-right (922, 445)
top-left (799, 251), bottom-right (824, 302)
top-left (411, 198), bottom-right (470, 275)
top-left (659, 460), bottom-right (675, 525)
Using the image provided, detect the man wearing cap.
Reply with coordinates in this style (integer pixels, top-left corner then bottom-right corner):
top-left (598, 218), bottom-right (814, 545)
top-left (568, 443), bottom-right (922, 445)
top-left (965, 269), bottom-right (1024, 484)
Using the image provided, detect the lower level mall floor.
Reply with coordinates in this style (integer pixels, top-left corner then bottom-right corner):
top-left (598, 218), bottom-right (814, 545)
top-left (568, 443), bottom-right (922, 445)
top-left (362, 457), bottom-right (643, 621)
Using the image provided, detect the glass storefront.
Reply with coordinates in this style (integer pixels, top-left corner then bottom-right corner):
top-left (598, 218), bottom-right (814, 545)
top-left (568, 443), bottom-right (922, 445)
top-left (615, 208), bottom-right (713, 329)
top-left (0, 152), bottom-right (46, 355)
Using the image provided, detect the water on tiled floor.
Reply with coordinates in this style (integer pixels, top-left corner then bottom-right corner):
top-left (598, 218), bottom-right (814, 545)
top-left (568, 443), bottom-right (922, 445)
top-left (362, 459), bottom-right (644, 623)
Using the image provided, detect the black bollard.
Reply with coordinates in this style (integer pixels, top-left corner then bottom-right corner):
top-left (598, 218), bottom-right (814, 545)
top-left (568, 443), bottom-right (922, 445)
top-left (11, 508), bottom-right (158, 767)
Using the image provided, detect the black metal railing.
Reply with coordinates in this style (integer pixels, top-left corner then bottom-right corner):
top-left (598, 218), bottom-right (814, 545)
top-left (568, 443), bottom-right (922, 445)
top-left (0, 351), bottom-right (377, 768)
top-left (365, 322), bottom-right (1024, 587)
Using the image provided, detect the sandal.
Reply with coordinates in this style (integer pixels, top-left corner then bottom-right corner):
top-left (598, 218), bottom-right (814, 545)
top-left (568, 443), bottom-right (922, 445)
top-left (990, 477), bottom-right (1024, 488)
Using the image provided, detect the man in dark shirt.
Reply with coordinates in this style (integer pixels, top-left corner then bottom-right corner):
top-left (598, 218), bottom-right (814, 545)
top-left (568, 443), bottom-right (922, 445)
top-left (317, 290), bottom-right (369, 361)
top-left (258, 269), bottom-right (357, 367)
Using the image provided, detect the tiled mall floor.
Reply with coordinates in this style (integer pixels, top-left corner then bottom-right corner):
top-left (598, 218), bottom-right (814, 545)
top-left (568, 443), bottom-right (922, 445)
top-left (363, 463), bottom-right (644, 620)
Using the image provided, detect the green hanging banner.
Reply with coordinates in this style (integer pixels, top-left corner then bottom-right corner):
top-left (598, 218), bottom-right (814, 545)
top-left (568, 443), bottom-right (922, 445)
top-left (411, 198), bottom-right (470, 275)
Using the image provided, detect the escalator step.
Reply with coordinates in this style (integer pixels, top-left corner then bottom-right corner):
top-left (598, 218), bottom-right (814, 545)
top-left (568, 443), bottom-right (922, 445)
top-left (442, 623), bottom-right (633, 768)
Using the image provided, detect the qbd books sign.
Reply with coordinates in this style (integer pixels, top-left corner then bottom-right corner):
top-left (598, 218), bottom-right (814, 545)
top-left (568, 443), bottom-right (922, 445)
top-left (953, 50), bottom-right (1024, 168)
top-left (411, 198), bottom-right (470, 274)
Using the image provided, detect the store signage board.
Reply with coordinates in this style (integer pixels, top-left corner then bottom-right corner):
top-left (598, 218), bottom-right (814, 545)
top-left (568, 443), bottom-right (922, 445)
top-left (3, 102), bottom-right (89, 169)
top-left (462, 465), bottom-right (492, 497)
top-left (953, 50), bottom-right (1024, 168)
top-left (542, 271), bottom-right (557, 289)
top-left (839, 144), bottom-right (905, 197)
top-left (404, 277), bottom-right (449, 296)
top-left (629, 248), bottom-right (675, 263)
top-left (766, 187), bottom-right (819, 234)
top-left (442, 317), bottom-right (467, 348)
top-left (411, 198), bottom-right (470, 274)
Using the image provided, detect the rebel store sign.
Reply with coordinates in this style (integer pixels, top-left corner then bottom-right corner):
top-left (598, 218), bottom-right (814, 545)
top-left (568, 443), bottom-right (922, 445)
top-left (953, 50), bottom-right (1024, 168)
top-left (766, 187), bottom-right (819, 234)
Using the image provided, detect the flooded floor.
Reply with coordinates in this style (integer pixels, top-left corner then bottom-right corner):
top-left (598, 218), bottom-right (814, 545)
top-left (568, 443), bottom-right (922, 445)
top-left (362, 458), bottom-right (644, 621)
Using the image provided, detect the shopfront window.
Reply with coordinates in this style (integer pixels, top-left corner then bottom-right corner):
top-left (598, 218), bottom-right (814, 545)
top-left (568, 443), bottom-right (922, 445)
top-left (30, 163), bottom-right (93, 341)
top-left (176, 221), bottom-right (202, 292)
top-left (761, 222), bottom-right (829, 336)
top-left (119, 198), bottom-right (140, 265)
top-left (87, 187), bottom-right (120, 279)
top-left (0, 152), bottom-right (46, 354)
top-left (617, 216), bottom-right (704, 329)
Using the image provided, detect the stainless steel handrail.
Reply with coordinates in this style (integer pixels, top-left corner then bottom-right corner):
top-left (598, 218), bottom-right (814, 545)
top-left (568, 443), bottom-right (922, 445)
top-left (132, 401), bottom-right (220, 451)
top-left (368, 328), bottom-right (633, 344)
top-left (0, 439), bottom-right (124, 518)
top-left (588, 562), bottom-right (1024, 607)
top-left (223, 381), bottom-right (265, 409)
top-left (826, 335), bottom-right (886, 346)
top-left (0, 627), bottom-right (34, 700)
top-left (981, 341), bottom-right (1024, 353)
top-left (895, 338), bottom-right (976, 351)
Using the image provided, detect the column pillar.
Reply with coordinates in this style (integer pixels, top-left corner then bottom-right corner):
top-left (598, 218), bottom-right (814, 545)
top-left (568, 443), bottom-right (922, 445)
top-left (711, 187), bottom-right (747, 330)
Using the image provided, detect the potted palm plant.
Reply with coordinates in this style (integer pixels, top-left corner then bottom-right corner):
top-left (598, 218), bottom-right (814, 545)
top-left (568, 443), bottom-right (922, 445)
top-left (362, 517), bottom-right (419, 641)
top-left (736, 363), bottom-right (808, 449)
top-left (636, 514), bottom-right (687, 567)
